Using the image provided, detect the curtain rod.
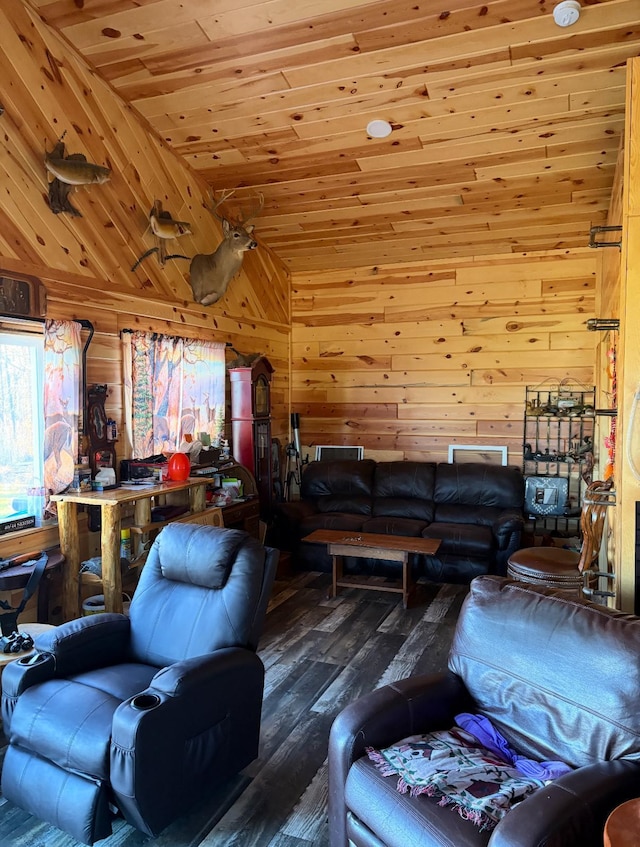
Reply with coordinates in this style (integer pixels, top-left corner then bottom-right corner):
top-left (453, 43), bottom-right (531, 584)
top-left (120, 329), bottom-right (236, 352)
top-left (120, 328), bottom-right (235, 347)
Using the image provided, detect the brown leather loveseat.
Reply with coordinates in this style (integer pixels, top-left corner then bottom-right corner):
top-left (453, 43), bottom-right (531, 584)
top-left (276, 460), bottom-right (524, 583)
top-left (328, 576), bottom-right (640, 847)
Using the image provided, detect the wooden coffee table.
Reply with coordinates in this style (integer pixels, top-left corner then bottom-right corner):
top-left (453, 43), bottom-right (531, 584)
top-left (302, 529), bottom-right (441, 609)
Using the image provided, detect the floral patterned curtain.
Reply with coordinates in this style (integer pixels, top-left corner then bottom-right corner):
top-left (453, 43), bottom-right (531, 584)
top-left (43, 320), bottom-right (81, 511)
top-left (128, 331), bottom-right (225, 459)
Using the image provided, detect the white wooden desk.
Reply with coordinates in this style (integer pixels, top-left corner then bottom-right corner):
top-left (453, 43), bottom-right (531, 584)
top-left (51, 478), bottom-right (209, 620)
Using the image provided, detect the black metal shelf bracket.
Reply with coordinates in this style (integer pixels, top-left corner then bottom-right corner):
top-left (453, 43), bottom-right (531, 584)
top-left (587, 318), bottom-right (620, 332)
top-left (589, 225), bottom-right (622, 249)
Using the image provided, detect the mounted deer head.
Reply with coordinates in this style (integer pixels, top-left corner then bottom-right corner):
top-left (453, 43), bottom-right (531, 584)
top-left (189, 190), bottom-right (263, 306)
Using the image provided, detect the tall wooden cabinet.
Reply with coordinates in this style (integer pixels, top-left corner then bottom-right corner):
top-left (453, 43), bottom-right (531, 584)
top-left (229, 357), bottom-right (274, 520)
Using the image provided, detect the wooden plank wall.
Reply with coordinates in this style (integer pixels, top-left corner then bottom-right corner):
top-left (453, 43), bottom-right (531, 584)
top-left (616, 57), bottom-right (640, 611)
top-left (593, 138), bottom-right (624, 599)
top-left (291, 250), bottom-right (598, 466)
top-left (0, 1), bottom-right (291, 448)
top-left (0, 3), bottom-right (290, 570)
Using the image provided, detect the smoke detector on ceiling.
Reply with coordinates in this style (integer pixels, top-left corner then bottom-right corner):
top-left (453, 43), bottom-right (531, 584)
top-left (553, 0), bottom-right (581, 27)
top-left (366, 120), bottom-right (392, 138)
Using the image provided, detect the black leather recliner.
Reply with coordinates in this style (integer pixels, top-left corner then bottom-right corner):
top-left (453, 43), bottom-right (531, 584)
top-left (328, 576), bottom-right (640, 847)
top-left (1, 523), bottom-right (278, 845)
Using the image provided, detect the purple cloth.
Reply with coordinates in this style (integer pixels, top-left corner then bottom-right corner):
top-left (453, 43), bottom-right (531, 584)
top-left (455, 713), bottom-right (572, 781)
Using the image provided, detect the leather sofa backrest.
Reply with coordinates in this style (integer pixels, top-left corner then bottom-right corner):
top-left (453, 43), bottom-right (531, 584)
top-left (372, 461), bottom-right (436, 520)
top-left (449, 576), bottom-right (640, 769)
top-left (435, 462), bottom-right (524, 508)
top-left (301, 459), bottom-right (375, 516)
top-left (128, 523), bottom-right (272, 666)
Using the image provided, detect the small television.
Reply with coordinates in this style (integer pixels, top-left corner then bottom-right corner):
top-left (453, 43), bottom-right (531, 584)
top-left (314, 445), bottom-right (364, 462)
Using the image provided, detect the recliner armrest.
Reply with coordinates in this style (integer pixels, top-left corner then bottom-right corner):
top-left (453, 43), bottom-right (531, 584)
top-left (110, 646), bottom-right (266, 834)
top-left (111, 647), bottom-right (264, 754)
top-left (149, 646), bottom-right (262, 697)
top-left (1, 615), bottom-right (129, 730)
top-left (488, 759), bottom-right (640, 847)
top-left (33, 613), bottom-right (131, 676)
top-left (493, 509), bottom-right (525, 548)
top-left (1, 652), bottom-right (57, 729)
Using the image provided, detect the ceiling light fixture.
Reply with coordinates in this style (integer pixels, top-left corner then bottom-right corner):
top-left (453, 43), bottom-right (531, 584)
top-left (366, 119), bottom-right (392, 138)
top-left (553, 0), bottom-right (581, 27)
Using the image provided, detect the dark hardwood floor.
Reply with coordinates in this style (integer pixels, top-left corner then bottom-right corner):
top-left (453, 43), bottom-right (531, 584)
top-left (0, 571), bottom-right (469, 847)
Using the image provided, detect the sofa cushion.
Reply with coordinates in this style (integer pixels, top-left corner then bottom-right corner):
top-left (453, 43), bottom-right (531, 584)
top-left (345, 756), bottom-right (488, 847)
top-left (300, 512), bottom-right (368, 536)
top-left (371, 462), bottom-right (436, 522)
top-left (301, 459), bottom-right (375, 499)
top-left (435, 463), bottom-right (524, 508)
top-left (7, 663), bottom-right (156, 779)
top-left (317, 495), bottom-right (372, 516)
top-left (373, 496), bottom-right (435, 521)
top-left (362, 517), bottom-right (428, 537)
top-left (449, 577), bottom-right (640, 768)
top-left (434, 503), bottom-right (503, 529)
top-left (421, 522), bottom-right (494, 559)
top-left (301, 459), bottom-right (375, 516)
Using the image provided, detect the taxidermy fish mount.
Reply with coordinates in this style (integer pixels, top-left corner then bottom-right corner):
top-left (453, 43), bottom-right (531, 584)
top-left (131, 200), bottom-right (193, 270)
top-left (45, 132), bottom-right (111, 217)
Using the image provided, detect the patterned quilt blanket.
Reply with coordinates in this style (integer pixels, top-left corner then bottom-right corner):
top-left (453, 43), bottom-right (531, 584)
top-left (367, 726), bottom-right (549, 831)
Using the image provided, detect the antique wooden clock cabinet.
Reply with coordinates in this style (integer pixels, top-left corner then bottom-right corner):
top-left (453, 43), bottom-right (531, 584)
top-left (229, 356), bottom-right (274, 519)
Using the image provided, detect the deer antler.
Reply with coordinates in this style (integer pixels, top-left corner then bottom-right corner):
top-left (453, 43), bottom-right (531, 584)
top-left (239, 192), bottom-right (264, 226)
top-left (208, 189), bottom-right (236, 222)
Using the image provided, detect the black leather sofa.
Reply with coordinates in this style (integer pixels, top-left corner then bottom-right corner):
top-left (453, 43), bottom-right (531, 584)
top-left (275, 459), bottom-right (525, 583)
top-left (328, 576), bottom-right (640, 847)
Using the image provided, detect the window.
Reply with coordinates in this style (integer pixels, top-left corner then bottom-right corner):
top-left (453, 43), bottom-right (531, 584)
top-left (0, 319), bottom-right (81, 531)
top-left (0, 329), bottom-right (45, 527)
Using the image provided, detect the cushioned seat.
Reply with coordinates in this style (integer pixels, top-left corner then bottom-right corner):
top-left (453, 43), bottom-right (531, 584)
top-left (344, 756), bottom-right (488, 847)
top-left (362, 516), bottom-right (427, 536)
top-left (9, 669), bottom-right (155, 778)
top-left (507, 547), bottom-right (589, 587)
top-left (421, 522), bottom-right (494, 559)
top-left (301, 512), bottom-right (368, 534)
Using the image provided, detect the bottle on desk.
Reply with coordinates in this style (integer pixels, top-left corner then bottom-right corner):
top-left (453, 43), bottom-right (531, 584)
top-left (120, 528), bottom-right (131, 563)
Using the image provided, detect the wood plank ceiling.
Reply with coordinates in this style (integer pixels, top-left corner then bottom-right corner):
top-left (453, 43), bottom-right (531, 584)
top-left (32, 0), bottom-right (640, 273)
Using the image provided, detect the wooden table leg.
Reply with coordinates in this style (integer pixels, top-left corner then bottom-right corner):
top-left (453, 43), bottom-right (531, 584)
top-left (190, 483), bottom-right (206, 515)
top-left (101, 503), bottom-right (123, 614)
top-left (402, 553), bottom-right (410, 609)
top-left (329, 553), bottom-right (344, 599)
top-left (58, 500), bottom-right (80, 621)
